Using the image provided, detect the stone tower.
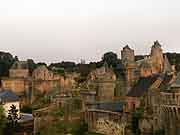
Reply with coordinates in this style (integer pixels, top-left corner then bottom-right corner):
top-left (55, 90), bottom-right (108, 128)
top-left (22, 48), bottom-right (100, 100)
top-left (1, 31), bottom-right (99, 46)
top-left (121, 45), bottom-right (137, 89)
top-left (150, 41), bottom-right (164, 74)
top-left (121, 45), bottom-right (135, 64)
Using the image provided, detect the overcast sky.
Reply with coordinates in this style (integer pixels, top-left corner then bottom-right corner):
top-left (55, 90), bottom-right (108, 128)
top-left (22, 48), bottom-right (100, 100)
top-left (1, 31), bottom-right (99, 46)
top-left (0, 0), bottom-right (179, 63)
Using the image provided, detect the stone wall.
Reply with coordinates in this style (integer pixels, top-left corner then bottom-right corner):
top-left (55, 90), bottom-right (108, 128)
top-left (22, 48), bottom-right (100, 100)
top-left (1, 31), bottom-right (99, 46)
top-left (33, 65), bottom-right (60, 80)
top-left (33, 80), bottom-right (60, 93)
top-left (85, 109), bottom-right (128, 135)
top-left (9, 69), bottom-right (29, 78)
top-left (160, 91), bottom-right (180, 135)
top-left (96, 80), bottom-right (116, 101)
top-left (1, 78), bottom-right (30, 93)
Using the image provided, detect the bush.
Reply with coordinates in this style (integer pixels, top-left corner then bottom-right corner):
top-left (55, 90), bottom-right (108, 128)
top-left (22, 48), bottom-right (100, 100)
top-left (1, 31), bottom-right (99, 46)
top-left (21, 105), bottom-right (33, 114)
top-left (52, 107), bottom-right (65, 117)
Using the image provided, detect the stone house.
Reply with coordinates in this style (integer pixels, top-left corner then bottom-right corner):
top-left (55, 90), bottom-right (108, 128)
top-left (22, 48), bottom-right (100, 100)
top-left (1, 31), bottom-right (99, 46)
top-left (1, 61), bottom-right (31, 93)
top-left (125, 75), bottom-right (159, 112)
top-left (9, 61), bottom-right (29, 78)
top-left (87, 64), bottom-right (117, 101)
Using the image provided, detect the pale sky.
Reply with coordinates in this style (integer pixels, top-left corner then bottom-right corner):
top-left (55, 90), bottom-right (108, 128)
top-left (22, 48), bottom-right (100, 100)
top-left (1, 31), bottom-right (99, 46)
top-left (0, 0), bottom-right (179, 63)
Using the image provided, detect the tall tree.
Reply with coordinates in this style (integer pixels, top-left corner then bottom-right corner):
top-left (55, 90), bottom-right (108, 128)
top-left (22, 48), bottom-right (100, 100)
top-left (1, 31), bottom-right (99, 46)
top-left (6, 104), bottom-right (20, 134)
top-left (0, 51), bottom-right (15, 77)
top-left (102, 52), bottom-right (118, 68)
top-left (0, 105), bottom-right (7, 134)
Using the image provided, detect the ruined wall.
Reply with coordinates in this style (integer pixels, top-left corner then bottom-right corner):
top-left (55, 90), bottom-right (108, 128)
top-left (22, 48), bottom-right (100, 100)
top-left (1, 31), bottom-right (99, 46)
top-left (85, 109), bottom-right (128, 135)
top-left (1, 78), bottom-right (30, 93)
top-left (9, 69), bottom-right (29, 78)
top-left (33, 80), bottom-right (60, 93)
top-left (32, 66), bottom-right (58, 80)
top-left (96, 80), bottom-right (116, 101)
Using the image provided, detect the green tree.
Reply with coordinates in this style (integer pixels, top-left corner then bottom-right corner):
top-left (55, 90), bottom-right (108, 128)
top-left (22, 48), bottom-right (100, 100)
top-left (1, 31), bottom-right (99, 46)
top-left (6, 104), bottom-right (20, 134)
top-left (27, 59), bottom-right (36, 75)
top-left (0, 51), bottom-right (15, 77)
top-left (21, 105), bottom-right (33, 114)
top-left (131, 107), bottom-right (144, 135)
top-left (74, 120), bottom-right (88, 135)
top-left (102, 52), bottom-right (125, 79)
top-left (0, 105), bottom-right (7, 134)
top-left (102, 52), bottom-right (118, 68)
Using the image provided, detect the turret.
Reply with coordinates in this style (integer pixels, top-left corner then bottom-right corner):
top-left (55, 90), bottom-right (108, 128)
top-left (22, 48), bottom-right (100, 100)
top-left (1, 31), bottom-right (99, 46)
top-left (121, 45), bottom-right (137, 89)
top-left (121, 45), bottom-right (135, 65)
top-left (150, 41), bottom-right (164, 73)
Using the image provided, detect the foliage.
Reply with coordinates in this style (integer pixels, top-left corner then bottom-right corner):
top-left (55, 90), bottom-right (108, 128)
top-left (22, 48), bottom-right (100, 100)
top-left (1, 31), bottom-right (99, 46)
top-left (131, 107), bottom-right (144, 135)
top-left (0, 51), bottom-right (16, 77)
top-left (27, 59), bottom-right (36, 75)
top-left (49, 61), bottom-right (76, 73)
top-left (51, 107), bottom-right (65, 117)
top-left (6, 104), bottom-right (20, 134)
top-left (21, 105), bottom-right (33, 114)
top-left (0, 105), bottom-right (7, 134)
top-left (73, 120), bottom-right (88, 135)
top-left (152, 130), bottom-right (165, 135)
top-left (102, 52), bottom-right (118, 68)
top-left (35, 131), bottom-right (46, 135)
top-left (166, 52), bottom-right (180, 71)
top-left (135, 55), bottom-right (145, 61)
top-left (36, 62), bottom-right (47, 67)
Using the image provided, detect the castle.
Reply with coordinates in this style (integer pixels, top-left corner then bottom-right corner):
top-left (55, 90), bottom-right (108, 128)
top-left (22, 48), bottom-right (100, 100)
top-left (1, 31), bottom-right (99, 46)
top-left (1, 41), bottom-right (179, 135)
top-left (84, 41), bottom-right (180, 135)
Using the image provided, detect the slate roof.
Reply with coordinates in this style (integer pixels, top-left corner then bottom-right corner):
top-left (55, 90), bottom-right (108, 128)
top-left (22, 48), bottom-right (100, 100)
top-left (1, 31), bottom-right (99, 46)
top-left (0, 90), bottom-right (19, 102)
top-left (127, 75), bottom-right (159, 97)
top-left (160, 73), bottom-right (173, 89)
top-left (93, 101), bottom-right (125, 112)
top-left (171, 72), bottom-right (180, 88)
top-left (123, 45), bottom-right (130, 49)
top-left (152, 40), bottom-right (161, 48)
top-left (163, 55), bottom-right (173, 73)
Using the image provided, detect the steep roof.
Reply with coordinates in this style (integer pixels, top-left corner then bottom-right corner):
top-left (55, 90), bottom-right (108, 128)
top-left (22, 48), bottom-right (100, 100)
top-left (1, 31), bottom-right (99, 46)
top-left (170, 72), bottom-right (180, 88)
top-left (163, 55), bottom-right (172, 73)
top-left (160, 73), bottom-right (173, 88)
top-left (0, 90), bottom-right (19, 102)
top-left (152, 40), bottom-right (161, 48)
top-left (93, 101), bottom-right (125, 112)
top-left (123, 45), bottom-right (131, 50)
top-left (127, 75), bottom-right (159, 97)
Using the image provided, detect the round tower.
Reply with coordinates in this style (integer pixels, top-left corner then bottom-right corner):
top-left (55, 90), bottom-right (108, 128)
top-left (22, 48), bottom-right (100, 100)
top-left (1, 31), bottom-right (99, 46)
top-left (150, 41), bottom-right (164, 73)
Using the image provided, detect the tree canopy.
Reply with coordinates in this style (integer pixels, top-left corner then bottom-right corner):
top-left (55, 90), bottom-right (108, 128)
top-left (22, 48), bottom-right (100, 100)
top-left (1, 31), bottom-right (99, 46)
top-left (102, 52), bottom-right (118, 68)
top-left (0, 51), bottom-right (16, 77)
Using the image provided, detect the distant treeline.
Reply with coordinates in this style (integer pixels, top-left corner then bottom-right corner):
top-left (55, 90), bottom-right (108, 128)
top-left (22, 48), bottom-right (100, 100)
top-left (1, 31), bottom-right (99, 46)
top-left (0, 51), bottom-right (180, 78)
